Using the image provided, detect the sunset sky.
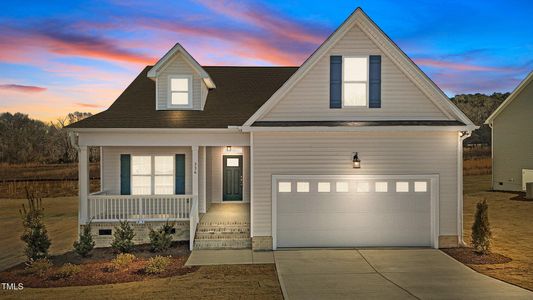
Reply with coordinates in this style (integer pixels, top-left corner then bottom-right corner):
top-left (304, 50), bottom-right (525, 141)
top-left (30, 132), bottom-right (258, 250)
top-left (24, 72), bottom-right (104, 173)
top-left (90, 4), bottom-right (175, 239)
top-left (0, 0), bottom-right (532, 122)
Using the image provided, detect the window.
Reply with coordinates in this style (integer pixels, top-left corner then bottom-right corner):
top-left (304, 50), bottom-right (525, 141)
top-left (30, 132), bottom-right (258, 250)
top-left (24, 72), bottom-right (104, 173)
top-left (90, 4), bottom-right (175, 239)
top-left (343, 57), bottom-right (368, 107)
top-left (131, 155), bottom-right (175, 195)
top-left (414, 181), bottom-right (428, 192)
top-left (279, 182), bottom-right (291, 193)
top-left (336, 182), bottom-right (349, 192)
top-left (396, 182), bottom-right (409, 192)
top-left (169, 76), bottom-right (191, 107)
top-left (226, 158), bottom-right (240, 167)
top-left (356, 182), bottom-right (369, 192)
top-left (318, 182), bottom-right (331, 192)
top-left (375, 182), bottom-right (388, 192)
top-left (297, 182), bottom-right (309, 193)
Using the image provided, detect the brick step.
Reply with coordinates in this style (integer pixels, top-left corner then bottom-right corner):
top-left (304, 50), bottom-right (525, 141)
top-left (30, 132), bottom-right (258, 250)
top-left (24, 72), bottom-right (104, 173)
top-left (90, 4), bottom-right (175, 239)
top-left (198, 222), bottom-right (250, 227)
top-left (193, 238), bottom-right (251, 250)
top-left (195, 231), bottom-right (250, 240)
top-left (196, 226), bottom-right (250, 233)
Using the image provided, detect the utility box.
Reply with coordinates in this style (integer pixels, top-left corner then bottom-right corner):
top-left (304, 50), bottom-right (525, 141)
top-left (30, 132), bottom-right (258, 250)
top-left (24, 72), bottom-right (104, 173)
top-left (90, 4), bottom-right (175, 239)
top-left (527, 182), bottom-right (533, 200)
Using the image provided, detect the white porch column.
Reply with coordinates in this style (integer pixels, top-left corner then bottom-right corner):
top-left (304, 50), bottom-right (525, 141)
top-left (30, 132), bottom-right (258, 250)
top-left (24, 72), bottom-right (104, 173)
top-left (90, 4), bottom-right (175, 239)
top-left (201, 146), bottom-right (207, 213)
top-left (78, 145), bottom-right (89, 224)
top-left (192, 146), bottom-right (199, 200)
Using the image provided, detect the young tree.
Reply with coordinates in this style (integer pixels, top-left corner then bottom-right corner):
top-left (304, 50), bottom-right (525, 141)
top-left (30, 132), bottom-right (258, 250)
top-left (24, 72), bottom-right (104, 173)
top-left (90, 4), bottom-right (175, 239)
top-left (20, 190), bottom-right (51, 260)
top-left (471, 199), bottom-right (492, 254)
top-left (73, 221), bottom-right (96, 257)
top-left (111, 221), bottom-right (135, 253)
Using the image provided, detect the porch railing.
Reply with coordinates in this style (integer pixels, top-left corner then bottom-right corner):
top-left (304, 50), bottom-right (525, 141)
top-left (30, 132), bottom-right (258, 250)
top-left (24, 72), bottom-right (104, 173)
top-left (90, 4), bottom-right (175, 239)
top-left (189, 195), bottom-right (199, 251)
top-left (88, 193), bottom-right (194, 222)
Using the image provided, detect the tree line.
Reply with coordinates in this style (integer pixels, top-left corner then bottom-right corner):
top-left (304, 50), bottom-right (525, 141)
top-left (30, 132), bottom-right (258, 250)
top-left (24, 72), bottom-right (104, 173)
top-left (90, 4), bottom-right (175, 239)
top-left (0, 112), bottom-right (99, 164)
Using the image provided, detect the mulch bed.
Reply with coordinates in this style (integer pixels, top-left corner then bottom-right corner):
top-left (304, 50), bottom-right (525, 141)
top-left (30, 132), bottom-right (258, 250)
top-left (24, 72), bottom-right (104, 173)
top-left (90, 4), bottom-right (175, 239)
top-left (0, 241), bottom-right (199, 288)
top-left (443, 247), bottom-right (512, 265)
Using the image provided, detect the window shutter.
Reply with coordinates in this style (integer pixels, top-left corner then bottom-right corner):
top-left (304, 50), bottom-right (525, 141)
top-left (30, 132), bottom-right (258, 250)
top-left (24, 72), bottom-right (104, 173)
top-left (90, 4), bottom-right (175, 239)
top-left (369, 55), bottom-right (382, 108)
top-left (120, 154), bottom-right (131, 195)
top-left (330, 56), bottom-right (342, 108)
top-left (175, 154), bottom-right (186, 194)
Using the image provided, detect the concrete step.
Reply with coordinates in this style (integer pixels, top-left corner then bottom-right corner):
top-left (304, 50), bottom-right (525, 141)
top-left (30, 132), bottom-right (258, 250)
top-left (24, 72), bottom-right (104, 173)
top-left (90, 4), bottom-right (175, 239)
top-left (193, 238), bottom-right (251, 250)
top-left (195, 231), bottom-right (250, 240)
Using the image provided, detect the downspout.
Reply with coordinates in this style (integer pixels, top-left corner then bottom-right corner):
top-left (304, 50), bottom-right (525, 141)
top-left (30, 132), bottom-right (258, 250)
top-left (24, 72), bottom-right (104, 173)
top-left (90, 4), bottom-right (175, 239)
top-left (458, 130), bottom-right (472, 247)
top-left (68, 131), bottom-right (81, 237)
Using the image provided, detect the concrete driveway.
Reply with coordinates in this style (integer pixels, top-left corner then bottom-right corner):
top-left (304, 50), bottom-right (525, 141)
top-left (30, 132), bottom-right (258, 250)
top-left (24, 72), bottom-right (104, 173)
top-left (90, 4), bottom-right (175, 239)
top-left (274, 249), bottom-right (533, 300)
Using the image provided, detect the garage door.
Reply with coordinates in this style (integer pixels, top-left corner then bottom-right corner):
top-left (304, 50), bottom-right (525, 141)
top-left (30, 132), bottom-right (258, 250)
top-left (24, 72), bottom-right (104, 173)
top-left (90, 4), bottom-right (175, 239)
top-left (273, 175), bottom-right (437, 248)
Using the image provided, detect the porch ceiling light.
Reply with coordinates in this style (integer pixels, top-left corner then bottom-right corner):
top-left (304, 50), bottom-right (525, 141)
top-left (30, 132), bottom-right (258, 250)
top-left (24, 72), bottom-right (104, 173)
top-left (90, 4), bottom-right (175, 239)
top-left (226, 146), bottom-right (232, 152)
top-left (352, 152), bottom-right (361, 169)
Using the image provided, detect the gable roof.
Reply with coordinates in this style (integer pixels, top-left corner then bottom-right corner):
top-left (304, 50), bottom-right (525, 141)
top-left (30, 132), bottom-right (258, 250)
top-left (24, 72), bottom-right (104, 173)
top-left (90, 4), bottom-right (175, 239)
top-left (485, 70), bottom-right (533, 124)
top-left (242, 8), bottom-right (475, 129)
top-left (67, 66), bottom-right (297, 129)
top-left (147, 43), bottom-right (216, 89)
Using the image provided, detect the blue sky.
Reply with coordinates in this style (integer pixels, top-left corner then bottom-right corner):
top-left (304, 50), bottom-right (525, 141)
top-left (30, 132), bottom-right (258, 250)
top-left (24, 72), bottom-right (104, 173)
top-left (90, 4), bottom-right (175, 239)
top-left (0, 0), bottom-right (531, 121)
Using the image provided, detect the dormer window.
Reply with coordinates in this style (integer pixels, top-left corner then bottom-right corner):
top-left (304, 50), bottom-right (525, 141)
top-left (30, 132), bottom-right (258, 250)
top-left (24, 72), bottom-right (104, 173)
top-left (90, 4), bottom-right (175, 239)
top-left (168, 75), bottom-right (192, 108)
top-left (342, 57), bottom-right (368, 107)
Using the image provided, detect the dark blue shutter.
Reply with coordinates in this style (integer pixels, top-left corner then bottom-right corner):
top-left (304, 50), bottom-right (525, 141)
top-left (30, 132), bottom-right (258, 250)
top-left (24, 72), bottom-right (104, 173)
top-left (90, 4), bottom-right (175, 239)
top-left (369, 55), bottom-right (381, 108)
top-left (330, 56), bottom-right (342, 108)
top-left (120, 154), bottom-right (131, 195)
top-left (175, 154), bottom-right (185, 194)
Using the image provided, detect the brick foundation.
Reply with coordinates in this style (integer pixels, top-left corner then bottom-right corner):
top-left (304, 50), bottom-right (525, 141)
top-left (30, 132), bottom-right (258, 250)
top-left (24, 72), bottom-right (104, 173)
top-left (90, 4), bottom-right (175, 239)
top-left (252, 236), bottom-right (273, 251)
top-left (438, 235), bottom-right (459, 248)
top-left (81, 221), bottom-right (189, 248)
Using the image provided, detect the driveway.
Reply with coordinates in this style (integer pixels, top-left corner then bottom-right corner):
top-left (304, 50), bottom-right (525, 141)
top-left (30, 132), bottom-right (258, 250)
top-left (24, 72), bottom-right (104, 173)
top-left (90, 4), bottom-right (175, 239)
top-left (274, 249), bottom-right (533, 300)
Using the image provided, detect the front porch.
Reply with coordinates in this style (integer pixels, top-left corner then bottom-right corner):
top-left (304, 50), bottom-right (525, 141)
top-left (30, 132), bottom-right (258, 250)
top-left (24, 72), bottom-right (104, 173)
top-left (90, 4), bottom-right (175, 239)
top-left (75, 136), bottom-right (251, 250)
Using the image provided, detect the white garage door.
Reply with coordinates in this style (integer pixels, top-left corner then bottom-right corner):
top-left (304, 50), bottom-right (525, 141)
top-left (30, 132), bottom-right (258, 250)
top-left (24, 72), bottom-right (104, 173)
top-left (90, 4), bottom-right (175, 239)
top-left (273, 175), bottom-right (437, 249)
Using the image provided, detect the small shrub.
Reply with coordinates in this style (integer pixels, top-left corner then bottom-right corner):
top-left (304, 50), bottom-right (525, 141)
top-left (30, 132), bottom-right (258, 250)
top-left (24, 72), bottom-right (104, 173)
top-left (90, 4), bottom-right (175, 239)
top-left (111, 253), bottom-right (136, 270)
top-left (23, 258), bottom-right (52, 277)
top-left (149, 222), bottom-right (174, 252)
top-left (73, 221), bottom-right (95, 257)
top-left (144, 256), bottom-right (171, 274)
top-left (55, 263), bottom-right (81, 279)
top-left (472, 199), bottom-right (492, 254)
top-left (20, 189), bottom-right (51, 260)
top-left (111, 220), bottom-right (135, 253)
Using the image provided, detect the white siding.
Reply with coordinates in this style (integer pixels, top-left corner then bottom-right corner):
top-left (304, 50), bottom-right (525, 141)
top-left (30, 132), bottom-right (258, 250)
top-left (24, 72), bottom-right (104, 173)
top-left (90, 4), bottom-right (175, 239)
top-left (206, 146), bottom-right (251, 203)
top-left (101, 147), bottom-right (192, 195)
top-left (261, 24), bottom-right (449, 121)
top-left (492, 80), bottom-right (533, 191)
top-left (252, 131), bottom-right (458, 236)
top-left (156, 53), bottom-right (204, 110)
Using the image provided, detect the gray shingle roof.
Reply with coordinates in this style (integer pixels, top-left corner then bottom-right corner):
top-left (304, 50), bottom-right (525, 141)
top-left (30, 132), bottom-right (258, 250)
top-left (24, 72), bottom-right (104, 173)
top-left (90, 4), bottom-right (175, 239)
top-left (67, 66), bottom-right (298, 129)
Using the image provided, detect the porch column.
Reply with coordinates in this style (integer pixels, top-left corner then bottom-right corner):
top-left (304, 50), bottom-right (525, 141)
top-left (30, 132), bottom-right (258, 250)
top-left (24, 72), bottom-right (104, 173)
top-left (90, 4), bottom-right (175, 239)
top-left (78, 145), bottom-right (89, 224)
top-left (201, 146), bottom-right (207, 213)
top-left (192, 146), bottom-right (199, 200)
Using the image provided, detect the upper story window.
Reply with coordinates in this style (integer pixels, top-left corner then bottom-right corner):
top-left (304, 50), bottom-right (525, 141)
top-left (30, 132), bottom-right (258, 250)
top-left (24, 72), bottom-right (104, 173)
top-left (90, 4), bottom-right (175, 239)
top-left (342, 57), bottom-right (368, 107)
top-left (168, 75), bottom-right (192, 108)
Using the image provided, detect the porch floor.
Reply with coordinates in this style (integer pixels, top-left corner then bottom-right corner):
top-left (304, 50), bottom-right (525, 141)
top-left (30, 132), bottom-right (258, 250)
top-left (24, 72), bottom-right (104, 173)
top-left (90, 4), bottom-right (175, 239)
top-left (201, 203), bottom-right (250, 226)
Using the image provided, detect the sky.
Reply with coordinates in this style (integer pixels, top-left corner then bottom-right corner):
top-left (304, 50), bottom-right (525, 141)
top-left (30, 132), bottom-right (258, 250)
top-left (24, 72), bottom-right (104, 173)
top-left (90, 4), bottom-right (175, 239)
top-left (0, 0), bottom-right (532, 122)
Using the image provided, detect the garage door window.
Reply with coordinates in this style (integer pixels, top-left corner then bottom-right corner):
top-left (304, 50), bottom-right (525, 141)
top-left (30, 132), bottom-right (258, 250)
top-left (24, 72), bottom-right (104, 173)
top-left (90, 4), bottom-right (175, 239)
top-left (318, 182), bottom-right (331, 192)
top-left (396, 182), bottom-right (409, 192)
top-left (414, 181), bottom-right (428, 192)
top-left (375, 182), bottom-right (388, 192)
top-left (279, 182), bottom-right (292, 193)
top-left (356, 182), bottom-right (369, 192)
top-left (336, 182), bottom-right (349, 192)
top-left (297, 182), bottom-right (309, 192)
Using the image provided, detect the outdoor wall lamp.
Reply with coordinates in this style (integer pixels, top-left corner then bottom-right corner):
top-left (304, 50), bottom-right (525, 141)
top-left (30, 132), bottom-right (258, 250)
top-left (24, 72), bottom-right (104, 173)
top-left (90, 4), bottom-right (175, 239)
top-left (226, 146), bottom-right (232, 152)
top-left (352, 152), bottom-right (361, 169)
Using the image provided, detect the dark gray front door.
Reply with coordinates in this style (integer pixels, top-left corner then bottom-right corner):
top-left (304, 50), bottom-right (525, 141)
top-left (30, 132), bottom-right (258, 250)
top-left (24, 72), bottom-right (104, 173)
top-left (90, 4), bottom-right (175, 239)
top-left (223, 155), bottom-right (243, 201)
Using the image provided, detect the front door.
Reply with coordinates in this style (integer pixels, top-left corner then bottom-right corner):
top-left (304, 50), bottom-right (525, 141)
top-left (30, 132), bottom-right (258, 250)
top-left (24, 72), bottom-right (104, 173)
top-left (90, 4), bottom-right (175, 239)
top-left (223, 155), bottom-right (243, 201)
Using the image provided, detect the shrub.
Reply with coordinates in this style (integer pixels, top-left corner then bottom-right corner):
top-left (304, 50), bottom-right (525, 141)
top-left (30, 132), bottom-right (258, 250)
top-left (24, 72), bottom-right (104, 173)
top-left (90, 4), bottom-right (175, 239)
top-left (73, 221), bottom-right (95, 257)
top-left (20, 189), bottom-right (51, 260)
top-left (23, 258), bottom-right (52, 277)
top-left (111, 220), bottom-right (135, 253)
top-left (472, 199), bottom-right (492, 254)
top-left (55, 263), bottom-right (81, 279)
top-left (149, 222), bottom-right (174, 252)
top-left (111, 253), bottom-right (136, 270)
top-left (144, 256), bottom-right (171, 274)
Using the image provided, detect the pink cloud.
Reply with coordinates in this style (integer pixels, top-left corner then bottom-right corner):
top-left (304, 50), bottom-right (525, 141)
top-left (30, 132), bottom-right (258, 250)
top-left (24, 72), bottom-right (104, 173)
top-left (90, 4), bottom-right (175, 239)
top-left (75, 102), bottom-right (102, 108)
top-left (414, 58), bottom-right (516, 72)
top-left (0, 84), bottom-right (47, 93)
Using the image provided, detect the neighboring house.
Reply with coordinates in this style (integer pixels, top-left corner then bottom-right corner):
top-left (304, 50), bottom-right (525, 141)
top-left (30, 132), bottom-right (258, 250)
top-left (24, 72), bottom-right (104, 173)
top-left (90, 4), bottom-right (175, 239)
top-left (67, 8), bottom-right (476, 251)
top-left (485, 71), bottom-right (533, 192)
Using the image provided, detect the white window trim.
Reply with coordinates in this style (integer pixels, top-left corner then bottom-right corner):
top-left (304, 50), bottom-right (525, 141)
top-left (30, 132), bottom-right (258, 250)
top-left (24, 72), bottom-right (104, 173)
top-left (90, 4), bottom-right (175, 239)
top-left (167, 75), bottom-right (193, 109)
top-left (342, 56), bottom-right (369, 108)
top-left (131, 155), bottom-right (175, 195)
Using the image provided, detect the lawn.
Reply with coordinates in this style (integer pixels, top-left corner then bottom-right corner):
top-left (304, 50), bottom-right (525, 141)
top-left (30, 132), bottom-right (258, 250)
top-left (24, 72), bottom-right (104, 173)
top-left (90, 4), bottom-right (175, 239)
top-left (463, 175), bottom-right (533, 291)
